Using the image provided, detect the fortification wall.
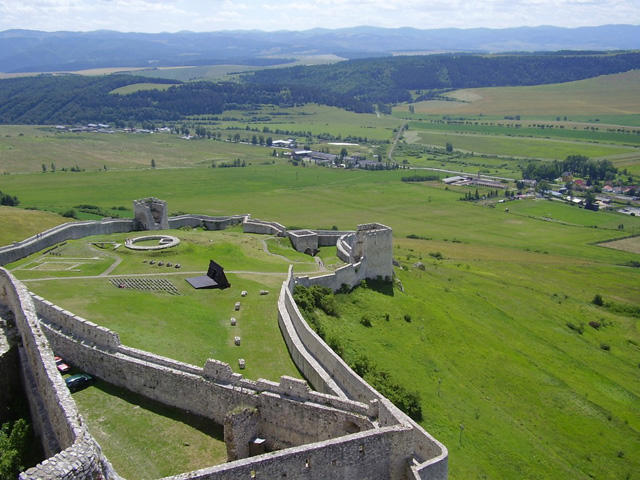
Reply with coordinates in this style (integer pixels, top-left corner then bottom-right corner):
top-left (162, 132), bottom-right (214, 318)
top-left (162, 426), bottom-right (411, 480)
top-left (0, 268), bottom-right (116, 480)
top-left (315, 230), bottom-right (352, 247)
top-left (34, 296), bottom-right (381, 455)
top-left (242, 218), bottom-right (287, 236)
top-left (2, 209), bottom-right (446, 479)
top-left (288, 230), bottom-right (318, 254)
top-left (277, 267), bottom-right (449, 478)
top-left (0, 219), bottom-right (135, 267)
top-left (168, 214), bottom-right (247, 231)
top-left (0, 213), bottom-right (249, 268)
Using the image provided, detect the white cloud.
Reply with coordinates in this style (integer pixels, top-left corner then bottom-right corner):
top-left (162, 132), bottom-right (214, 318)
top-left (0, 0), bottom-right (637, 32)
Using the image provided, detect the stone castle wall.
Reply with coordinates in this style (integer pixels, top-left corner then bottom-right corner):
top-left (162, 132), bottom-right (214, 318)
top-left (0, 209), bottom-right (447, 480)
top-left (0, 214), bottom-right (247, 267)
top-left (242, 218), bottom-right (288, 236)
top-left (277, 267), bottom-right (449, 479)
top-left (0, 219), bottom-right (135, 267)
top-left (168, 214), bottom-right (247, 231)
top-left (288, 230), bottom-right (319, 254)
top-left (25, 290), bottom-right (438, 479)
top-left (0, 269), bottom-right (117, 480)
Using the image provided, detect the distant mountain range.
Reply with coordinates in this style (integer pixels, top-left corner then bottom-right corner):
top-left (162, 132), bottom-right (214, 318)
top-left (0, 25), bottom-right (639, 74)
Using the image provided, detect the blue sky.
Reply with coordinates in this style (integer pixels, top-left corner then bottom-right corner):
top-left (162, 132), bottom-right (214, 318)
top-left (1, 0), bottom-right (638, 32)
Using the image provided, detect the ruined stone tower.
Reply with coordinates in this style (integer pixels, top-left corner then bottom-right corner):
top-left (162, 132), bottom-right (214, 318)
top-left (352, 223), bottom-right (393, 281)
top-left (133, 197), bottom-right (169, 230)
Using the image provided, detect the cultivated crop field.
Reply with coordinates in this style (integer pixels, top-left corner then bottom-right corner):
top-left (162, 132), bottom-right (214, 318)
top-left (1, 72), bottom-right (639, 479)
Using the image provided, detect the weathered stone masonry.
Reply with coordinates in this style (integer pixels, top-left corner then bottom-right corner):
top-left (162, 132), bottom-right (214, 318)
top-left (0, 205), bottom-right (447, 480)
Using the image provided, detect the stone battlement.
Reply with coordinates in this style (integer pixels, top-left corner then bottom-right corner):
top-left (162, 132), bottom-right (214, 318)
top-left (0, 205), bottom-right (446, 480)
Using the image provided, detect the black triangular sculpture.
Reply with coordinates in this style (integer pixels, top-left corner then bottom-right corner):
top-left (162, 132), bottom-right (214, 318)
top-left (186, 260), bottom-right (231, 290)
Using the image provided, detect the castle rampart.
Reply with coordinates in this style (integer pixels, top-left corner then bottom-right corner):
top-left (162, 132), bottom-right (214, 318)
top-left (242, 217), bottom-right (288, 236)
top-left (0, 269), bottom-right (117, 480)
top-left (277, 266), bottom-right (449, 478)
top-left (0, 219), bottom-right (135, 266)
top-left (0, 214), bottom-right (247, 268)
top-left (0, 205), bottom-right (447, 479)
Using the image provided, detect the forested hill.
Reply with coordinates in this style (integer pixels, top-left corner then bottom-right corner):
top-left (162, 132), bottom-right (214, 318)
top-left (1, 51), bottom-right (639, 124)
top-left (2, 25), bottom-right (639, 73)
top-left (245, 52), bottom-right (640, 104)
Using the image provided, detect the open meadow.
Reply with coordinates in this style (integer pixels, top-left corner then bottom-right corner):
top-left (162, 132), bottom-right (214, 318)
top-left (1, 72), bottom-right (639, 479)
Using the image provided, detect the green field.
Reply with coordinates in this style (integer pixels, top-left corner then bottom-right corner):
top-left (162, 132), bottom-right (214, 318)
top-left (110, 82), bottom-right (179, 94)
top-left (1, 72), bottom-right (640, 479)
top-left (401, 71), bottom-right (640, 117)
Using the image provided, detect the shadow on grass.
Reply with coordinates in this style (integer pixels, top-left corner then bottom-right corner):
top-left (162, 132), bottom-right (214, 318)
top-left (362, 278), bottom-right (394, 297)
top-left (92, 380), bottom-right (225, 441)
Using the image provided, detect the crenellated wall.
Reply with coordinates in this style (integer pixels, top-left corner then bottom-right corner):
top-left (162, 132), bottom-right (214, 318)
top-left (24, 288), bottom-right (440, 480)
top-left (0, 207), bottom-right (447, 480)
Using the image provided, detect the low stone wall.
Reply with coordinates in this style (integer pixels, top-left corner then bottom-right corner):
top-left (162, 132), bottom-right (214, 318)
top-left (168, 214), bottom-right (247, 231)
top-left (242, 218), bottom-right (287, 236)
top-left (287, 230), bottom-right (318, 254)
top-left (0, 268), bottom-right (116, 480)
top-left (315, 230), bottom-right (352, 247)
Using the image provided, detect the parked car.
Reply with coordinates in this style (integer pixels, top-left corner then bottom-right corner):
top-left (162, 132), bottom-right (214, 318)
top-left (54, 356), bottom-right (70, 373)
top-left (65, 373), bottom-right (93, 392)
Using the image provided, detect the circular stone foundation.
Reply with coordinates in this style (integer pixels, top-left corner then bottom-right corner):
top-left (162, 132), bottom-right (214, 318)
top-left (124, 235), bottom-right (180, 251)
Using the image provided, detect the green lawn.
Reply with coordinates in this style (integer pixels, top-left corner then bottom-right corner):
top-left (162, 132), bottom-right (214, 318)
top-left (71, 379), bottom-right (227, 479)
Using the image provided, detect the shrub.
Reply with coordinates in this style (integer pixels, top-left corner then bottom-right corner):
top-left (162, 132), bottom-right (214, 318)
top-left (600, 343), bottom-right (610, 351)
top-left (360, 315), bottom-right (372, 327)
top-left (404, 314), bottom-right (412, 323)
top-left (350, 355), bottom-right (371, 377)
top-left (589, 321), bottom-right (601, 330)
top-left (0, 418), bottom-right (30, 479)
top-left (592, 294), bottom-right (604, 306)
top-left (365, 369), bottom-right (423, 421)
top-left (429, 252), bottom-right (443, 260)
top-left (62, 209), bottom-right (77, 219)
top-left (566, 322), bottom-right (584, 334)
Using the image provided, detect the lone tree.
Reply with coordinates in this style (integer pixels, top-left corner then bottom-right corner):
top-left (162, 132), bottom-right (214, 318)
top-left (151, 159), bottom-right (156, 169)
top-left (446, 142), bottom-right (453, 153)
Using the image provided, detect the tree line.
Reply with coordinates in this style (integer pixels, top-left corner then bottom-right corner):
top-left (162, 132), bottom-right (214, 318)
top-left (0, 51), bottom-right (639, 125)
top-left (521, 155), bottom-right (618, 182)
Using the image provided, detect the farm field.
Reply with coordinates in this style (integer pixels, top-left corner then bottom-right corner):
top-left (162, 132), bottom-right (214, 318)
top-left (403, 70), bottom-right (640, 117)
top-left (0, 104), bottom-right (399, 174)
top-left (405, 129), bottom-right (631, 160)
